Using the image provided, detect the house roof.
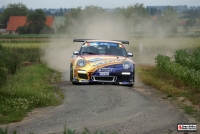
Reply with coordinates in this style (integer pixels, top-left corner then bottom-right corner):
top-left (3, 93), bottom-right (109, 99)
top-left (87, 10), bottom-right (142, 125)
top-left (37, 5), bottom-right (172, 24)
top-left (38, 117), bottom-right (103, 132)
top-left (6, 16), bottom-right (27, 31)
top-left (46, 16), bottom-right (54, 27)
top-left (6, 16), bottom-right (55, 31)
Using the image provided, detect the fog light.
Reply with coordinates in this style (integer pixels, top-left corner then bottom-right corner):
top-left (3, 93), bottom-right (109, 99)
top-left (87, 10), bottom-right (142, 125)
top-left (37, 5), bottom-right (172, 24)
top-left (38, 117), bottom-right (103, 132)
top-left (122, 72), bottom-right (130, 75)
top-left (78, 70), bottom-right (87, 74)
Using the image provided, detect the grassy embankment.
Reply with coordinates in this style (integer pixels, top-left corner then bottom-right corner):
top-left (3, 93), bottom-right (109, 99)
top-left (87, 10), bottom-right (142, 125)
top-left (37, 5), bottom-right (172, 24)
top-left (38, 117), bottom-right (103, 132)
top-left (0, 42), bottom-right (63, 124)
top-left (0, 64), bottom-right (62, 123)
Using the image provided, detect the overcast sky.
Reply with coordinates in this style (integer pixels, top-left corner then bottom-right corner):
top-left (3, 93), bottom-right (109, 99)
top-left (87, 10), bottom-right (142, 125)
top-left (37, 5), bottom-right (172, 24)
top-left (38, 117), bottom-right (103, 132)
top-left (1, 0), bottom-right (200, 9)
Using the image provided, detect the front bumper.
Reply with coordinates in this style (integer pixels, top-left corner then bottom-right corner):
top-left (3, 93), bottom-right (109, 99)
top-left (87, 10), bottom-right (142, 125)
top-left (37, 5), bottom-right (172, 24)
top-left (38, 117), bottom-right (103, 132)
top-left (72, 70), bottom-right (134, 85)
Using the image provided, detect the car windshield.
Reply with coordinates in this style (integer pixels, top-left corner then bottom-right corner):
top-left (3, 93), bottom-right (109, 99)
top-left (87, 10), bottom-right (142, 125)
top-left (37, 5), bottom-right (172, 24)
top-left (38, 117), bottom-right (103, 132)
top-left (79, 42), bottom-right (127, 57)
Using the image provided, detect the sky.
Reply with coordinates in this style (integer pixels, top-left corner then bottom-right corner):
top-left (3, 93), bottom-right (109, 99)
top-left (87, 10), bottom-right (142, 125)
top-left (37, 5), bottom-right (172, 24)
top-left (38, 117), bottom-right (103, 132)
top-left (1, 0), bottom-right (200, 9)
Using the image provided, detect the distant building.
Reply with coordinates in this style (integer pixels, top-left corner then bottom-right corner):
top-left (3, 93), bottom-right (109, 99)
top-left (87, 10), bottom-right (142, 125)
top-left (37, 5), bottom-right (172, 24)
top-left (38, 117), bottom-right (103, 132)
top-left (196, 6), bottom-right (200, 10)
top-left (146, 5), bottom-right (188, 13)
top-left (45, 16), bottom-right (57, 34)
top-left (6, 16), bottom-right (57, 34)
top-left (6, 16), bottom-right (27, 34)
top-left (189, 6), bottom-right (196, 10)
top-left (172, 5), bottom-right (188, 13)
top-left (0, 29), bottom-right (6, 34)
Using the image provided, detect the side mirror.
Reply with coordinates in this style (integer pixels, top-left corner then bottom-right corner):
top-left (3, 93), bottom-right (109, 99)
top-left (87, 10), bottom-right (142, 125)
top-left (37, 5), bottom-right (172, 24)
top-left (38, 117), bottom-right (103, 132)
top-left (73, 51), bottom-right (79, 55)
top-left (127, 52), bottom-right (133, 57)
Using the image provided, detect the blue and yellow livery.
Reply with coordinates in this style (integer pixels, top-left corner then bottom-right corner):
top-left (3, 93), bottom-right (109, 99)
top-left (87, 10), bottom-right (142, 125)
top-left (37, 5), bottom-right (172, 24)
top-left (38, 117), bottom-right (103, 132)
top-left (70, 39), bottom-right (135, 86)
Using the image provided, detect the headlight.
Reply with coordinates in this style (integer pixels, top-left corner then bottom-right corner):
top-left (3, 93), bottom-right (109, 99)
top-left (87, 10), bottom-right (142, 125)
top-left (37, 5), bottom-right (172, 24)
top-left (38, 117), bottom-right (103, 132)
top-left (123, 61), bottom-right (131, 69)
top-left (77, 59), bottom-right (86, 67)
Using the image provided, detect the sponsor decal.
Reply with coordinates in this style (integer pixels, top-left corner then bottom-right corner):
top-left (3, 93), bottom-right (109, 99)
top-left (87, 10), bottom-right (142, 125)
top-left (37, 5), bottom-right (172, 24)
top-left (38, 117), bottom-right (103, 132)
top-left (89, 58), bottom-right (103, 62)
top-left (99, 72), bottom-right (109, 76)
top-left (79, 80), bottom-right (89, 82)
top-left (99, 68), bottom-right (111, 72)
top-left (88, 58), bottom-right (123, 66)
top-left (177, 123), bottom-right (197, 132)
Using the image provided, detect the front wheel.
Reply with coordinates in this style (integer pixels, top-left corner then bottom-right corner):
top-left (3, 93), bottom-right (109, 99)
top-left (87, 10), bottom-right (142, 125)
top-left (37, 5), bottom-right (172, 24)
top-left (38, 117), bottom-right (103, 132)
top-left (70, 65), bottom-right (73, 82)
top-left (70, 65), bottom-right (77, 85)
top-left (127, 84), bottom-right (134, 87)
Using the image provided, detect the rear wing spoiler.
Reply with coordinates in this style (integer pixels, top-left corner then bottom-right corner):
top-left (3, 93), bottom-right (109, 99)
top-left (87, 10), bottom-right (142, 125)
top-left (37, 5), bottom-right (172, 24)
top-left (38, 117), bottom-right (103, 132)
top-left (73, 39), bottom-right (129, 45)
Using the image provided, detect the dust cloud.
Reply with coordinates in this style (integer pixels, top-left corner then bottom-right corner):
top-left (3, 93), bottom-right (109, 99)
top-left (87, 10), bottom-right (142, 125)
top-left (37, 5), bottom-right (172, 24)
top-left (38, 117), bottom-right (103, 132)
top-left (41, 12), bottom-right (132, 81)
top-left (41, 8), bottom-right (184, 84)
top-left (41, 39), bottom-right (80, 81)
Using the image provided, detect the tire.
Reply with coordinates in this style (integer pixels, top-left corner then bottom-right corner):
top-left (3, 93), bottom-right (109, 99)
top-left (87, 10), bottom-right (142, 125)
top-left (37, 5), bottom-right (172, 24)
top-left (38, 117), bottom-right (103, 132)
top-left (127, 84), bottom-right (134, 87)
top-left (70, 65), bottom-right (78, 85)
top-left (70, 65), bottom-right (73, 82)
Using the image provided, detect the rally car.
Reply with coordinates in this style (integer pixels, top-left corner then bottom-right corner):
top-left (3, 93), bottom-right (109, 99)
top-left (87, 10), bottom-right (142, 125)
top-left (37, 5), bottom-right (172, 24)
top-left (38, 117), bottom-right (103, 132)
top-left (70, 39), bottom-right (135, 86)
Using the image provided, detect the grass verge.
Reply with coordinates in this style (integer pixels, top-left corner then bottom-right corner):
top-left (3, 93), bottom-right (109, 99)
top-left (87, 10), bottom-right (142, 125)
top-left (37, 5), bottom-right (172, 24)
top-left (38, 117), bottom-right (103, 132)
top-left (0, 64), bottom-right (63, 124)
top-left (0, 127), bottom-right (118, 134)
top-left (136, 64), bottom-right (200, 122)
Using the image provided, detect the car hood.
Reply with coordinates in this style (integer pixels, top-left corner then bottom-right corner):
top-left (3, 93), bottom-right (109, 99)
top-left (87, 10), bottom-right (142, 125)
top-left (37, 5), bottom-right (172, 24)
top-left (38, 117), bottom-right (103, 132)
top-left (79, 55), bottom-right (129, 68)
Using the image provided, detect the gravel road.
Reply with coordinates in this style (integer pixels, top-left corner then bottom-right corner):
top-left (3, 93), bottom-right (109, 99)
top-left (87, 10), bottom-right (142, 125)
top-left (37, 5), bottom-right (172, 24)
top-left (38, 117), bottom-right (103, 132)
top-left (1, 80), bottom-right (199, 134)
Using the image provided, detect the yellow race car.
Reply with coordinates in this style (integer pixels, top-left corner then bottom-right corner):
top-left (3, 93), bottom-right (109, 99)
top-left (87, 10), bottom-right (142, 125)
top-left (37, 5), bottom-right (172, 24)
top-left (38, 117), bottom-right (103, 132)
top-left (70, 39), bottom-right (135, 86)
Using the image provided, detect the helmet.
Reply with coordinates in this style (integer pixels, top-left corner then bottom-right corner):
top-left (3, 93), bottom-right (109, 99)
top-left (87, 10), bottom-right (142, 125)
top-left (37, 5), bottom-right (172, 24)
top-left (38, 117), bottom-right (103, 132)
top-left (88, 46), bottom-right (96, 52)
top-left (110, 46), bottom-right (118, 55)
top-left (87, 46), bottom-right (98, 54)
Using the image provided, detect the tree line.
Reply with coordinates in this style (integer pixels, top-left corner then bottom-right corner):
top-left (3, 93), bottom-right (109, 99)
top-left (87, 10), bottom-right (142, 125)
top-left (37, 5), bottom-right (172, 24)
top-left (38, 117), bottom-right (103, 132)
top-left (0, 3), bottom-right (199, 34)
top-left (59, 4), bottom-right (180, 34)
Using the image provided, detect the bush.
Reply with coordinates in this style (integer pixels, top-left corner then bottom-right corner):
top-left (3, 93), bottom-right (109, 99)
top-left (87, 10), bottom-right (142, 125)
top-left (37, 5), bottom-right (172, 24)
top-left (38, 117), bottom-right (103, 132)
top-left (0, 64), bottom-right (62, 123)
top-left (40, 26), bottom-right (55, 34)
top-left (16, 26), bottom-right (27, 34)
top-left (0, 44), bottom-right (40, 87)
top-left (174, 47), bottom-right (200, 71)
top-left (0, 44), bottom-right (8, 87)
top-left (155, 53), bottom-right (200, 88)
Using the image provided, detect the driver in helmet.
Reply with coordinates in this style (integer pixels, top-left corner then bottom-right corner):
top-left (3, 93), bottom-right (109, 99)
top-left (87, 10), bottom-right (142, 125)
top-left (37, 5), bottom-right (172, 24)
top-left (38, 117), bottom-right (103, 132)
top-left (109, 46), bottom-right (119, 55)
top-left (87, 46), bottom-right (98, 54)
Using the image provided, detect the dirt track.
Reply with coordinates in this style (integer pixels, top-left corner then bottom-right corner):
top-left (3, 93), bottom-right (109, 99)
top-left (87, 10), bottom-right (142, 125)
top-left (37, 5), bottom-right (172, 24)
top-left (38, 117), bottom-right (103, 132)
top-left (1, 79), bottom-right (199, 134)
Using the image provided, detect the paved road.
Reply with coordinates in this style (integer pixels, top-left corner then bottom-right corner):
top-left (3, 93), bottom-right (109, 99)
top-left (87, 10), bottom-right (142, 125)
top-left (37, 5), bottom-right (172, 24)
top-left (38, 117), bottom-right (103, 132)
top-left (1, 81), bottom-right (198, 134)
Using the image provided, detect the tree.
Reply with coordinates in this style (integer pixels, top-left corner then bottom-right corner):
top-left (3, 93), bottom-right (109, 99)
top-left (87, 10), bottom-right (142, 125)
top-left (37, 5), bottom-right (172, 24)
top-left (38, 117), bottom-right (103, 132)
top-left (40, 27), bottom-right (55, 34)
top-left (0, 3), bottom-right (28, 28)
top-left (60, 8), bottom-right (63, 15)
top-left (153, 8), bottom-right (158, 15)
top-left (198, 18), bottom-right (200, 27)
top-left (150, 8), bottom-right (154, 15)
top-left (185, 18), bottom-right (196, 27)
top-left (157, 9), bottom-right (162, 16)
top-left (81, 5), bottom-right (105, 17)
top-left (61, 6), bottom-right (107, 34)
top-left (146, 7), bottom-right (150, 14)
top-left (44, 11), bottom-right (52, 16)
top-left (26, 9), bottom-right (46, 34)
top-left (16, 26), bottom-right (27, 34)
top-left (0, 45), bottom-right (8, 87)
top-left (120, 3), bottom-right (149, 33)
top-left (182, 9), bottom-right (200, 18)
top-left (159, 7), bottom-right (179, 34)
top-left (63, 7), bottom-right (82, 33)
